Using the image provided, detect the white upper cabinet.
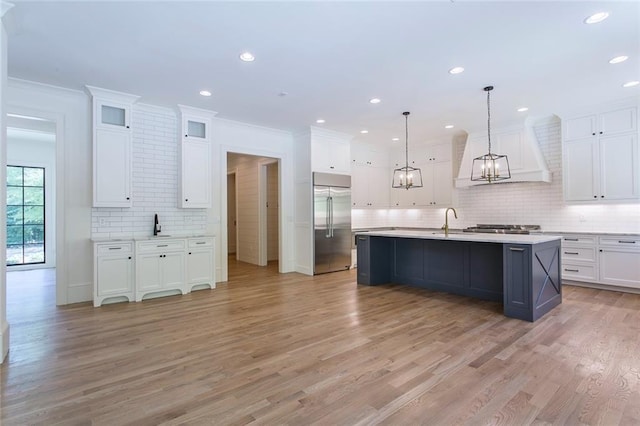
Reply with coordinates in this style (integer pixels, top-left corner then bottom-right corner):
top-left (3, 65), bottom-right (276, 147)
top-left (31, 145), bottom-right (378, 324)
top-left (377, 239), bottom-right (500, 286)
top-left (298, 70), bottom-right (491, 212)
top-left (310, 127), bottom-right (351, 174)
top-left (351, 143), bottom-right (389, 207)
top-left (563, 105), bottom-right (639, 202)
top-left (178, 105), bottom-right (217, 208)
top-left (565, 106), bottom-right (637, 141)
top-left (87, 86), bottom-right (140, 208)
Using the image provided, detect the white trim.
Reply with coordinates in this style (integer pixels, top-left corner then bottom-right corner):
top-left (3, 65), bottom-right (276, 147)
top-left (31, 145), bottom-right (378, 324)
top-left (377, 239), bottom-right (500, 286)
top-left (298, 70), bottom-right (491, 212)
top-left (9, 77), bottom-right (85, 98)
top-left (177, 104), bottom-right (218, 118)
top-left (257, 158), bottom-right (278, 267)
top-left (85, 85), bottom-right (140, 104)
top-left (226, 169), bottom-right (238, 260)
top-left (213, 116), bottom-right (292, 136)
top-left (135, 102), bottom-right (176, 116)
top-left (0, 2), bottom-right (14, 18)
top-left (0, 319), bottom-right (8, 364)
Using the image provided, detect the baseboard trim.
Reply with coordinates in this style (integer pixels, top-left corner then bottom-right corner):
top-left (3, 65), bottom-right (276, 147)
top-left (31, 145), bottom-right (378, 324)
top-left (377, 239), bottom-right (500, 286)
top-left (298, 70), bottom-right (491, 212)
top-left (564, 280), bottom-right (640, 295)
top-left (0, 320), bottom-right (9, 364)
top-left (66, 281), bottom-right (92, 304)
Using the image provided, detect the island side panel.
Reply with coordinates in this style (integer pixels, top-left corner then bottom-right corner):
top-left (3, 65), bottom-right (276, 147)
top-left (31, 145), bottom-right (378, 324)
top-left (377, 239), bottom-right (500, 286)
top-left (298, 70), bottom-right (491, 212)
top-left (356, 235), bottom-right (391, 285)
top-left (503, 244), bottom-right (532, 321)
top-left (531, 239), bottom-right (562, 321)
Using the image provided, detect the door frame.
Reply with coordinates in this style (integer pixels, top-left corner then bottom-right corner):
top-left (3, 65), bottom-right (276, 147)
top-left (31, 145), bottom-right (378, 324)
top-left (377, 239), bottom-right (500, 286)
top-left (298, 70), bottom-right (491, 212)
top-left (5, 106), bottom-right (64, 305)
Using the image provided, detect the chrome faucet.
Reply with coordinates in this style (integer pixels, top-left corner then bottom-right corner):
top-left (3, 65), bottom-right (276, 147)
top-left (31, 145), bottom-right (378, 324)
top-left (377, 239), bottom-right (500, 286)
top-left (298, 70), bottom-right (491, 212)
top-left (442, 207), bottom-right (458, 235)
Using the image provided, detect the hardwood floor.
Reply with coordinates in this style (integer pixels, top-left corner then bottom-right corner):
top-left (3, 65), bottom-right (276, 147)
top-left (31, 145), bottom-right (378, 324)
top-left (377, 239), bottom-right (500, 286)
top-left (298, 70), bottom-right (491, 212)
top-left (2, 260), bottom-right (640, 425)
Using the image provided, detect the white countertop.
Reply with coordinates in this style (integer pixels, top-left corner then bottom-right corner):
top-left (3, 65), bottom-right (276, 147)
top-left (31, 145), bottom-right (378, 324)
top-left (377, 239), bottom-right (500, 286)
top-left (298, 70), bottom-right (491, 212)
top-left (92, 234), bottom-right (215, 243)
top-left (357, 230), bottom-right (561, 245)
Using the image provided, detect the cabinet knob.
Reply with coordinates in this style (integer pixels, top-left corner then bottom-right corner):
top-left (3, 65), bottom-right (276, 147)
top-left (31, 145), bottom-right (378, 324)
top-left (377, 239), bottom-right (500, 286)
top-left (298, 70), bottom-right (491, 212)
top-left (599, 131), bottom-right (603, 134)
top-left (189, 252), bottom-right (192, 255)
top-left (330, 166), bottom-right (335, 169)
top-left (126, 125), bottom-right (130, 129)
top-left (126, 197), bottom-right (130, 200)
top-left (601, 195), bottom-right (604, 198)
top-left (185, 134), bottom-right (188, 137)
top-left (599, 249), bottom-right (603, 252)
top-left (128, 256), bottom-right (131, 260)
top-left (592, 133), bottom-right (596, 136)
top-left (593, 195), bottom-right (597, 198)
top-left (185, 199), bottom-right (188, 202)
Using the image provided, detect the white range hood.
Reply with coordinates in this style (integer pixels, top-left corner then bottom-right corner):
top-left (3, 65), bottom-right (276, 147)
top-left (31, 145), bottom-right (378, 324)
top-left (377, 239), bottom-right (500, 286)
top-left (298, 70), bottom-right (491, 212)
top-left (455, 119), bottom-right (551, 188)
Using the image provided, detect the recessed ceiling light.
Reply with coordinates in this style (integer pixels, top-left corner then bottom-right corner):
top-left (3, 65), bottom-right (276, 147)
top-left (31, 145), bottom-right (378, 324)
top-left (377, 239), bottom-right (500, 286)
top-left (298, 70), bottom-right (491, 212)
top-left (199, 90), bottom-right (212, 97)
top-left (609, 55), bottom-right (629, 64)
top-left (369, 98), bottom-right (381, 104)
top-left (445, 125), bottom-right (454, 129)
top-left (517, 107), bottom-right (529, 112)
top-left (584, 12), bottom-right (609, 24)
top-left (392, 137), bottom-right (400, 141)
top-left (449, 67), bottom-right (465, 74)
top-left (623, 80), bottom-right (639, 88)
top-left (360, 130), bottom-right (369, 134)
top-left (239, 52), bottom-right (255, 62)
top-left (316, 119), bottom-right (326, 124)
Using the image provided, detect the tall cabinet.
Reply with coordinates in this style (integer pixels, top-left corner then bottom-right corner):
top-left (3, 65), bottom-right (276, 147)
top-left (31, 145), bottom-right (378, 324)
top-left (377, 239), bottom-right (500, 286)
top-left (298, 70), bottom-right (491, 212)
top-left (178, 105), bottom-right (217, 208)
top-left (87, 86), bottom-right (140, 207)
top-left (563, 105), bottom-right (639, 202)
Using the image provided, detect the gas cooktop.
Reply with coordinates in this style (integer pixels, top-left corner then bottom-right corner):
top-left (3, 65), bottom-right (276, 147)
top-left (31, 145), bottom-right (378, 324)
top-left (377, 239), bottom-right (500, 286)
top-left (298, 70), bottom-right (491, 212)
top-left (463, 224), bottom-right (541, 235)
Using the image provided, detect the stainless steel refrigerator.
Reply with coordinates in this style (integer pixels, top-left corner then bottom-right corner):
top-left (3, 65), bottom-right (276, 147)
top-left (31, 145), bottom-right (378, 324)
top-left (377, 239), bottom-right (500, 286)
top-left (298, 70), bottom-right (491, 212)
top-left (313, 172), bottom-right (352, 274)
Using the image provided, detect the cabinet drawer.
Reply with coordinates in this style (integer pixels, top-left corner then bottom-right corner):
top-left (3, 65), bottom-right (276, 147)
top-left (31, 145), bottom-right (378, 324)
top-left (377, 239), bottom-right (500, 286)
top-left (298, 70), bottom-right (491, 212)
top-left (562, 263), bottom-right (597, 282)
top-left (561, 235), bottom-right (596, 246)
top-left (137, 239), bottom-right (186, 253)
top-left (599, 236), bottom-right (640, 249)
top-left (96, 242), bottom-right (133, 255)
top-left (188, 238), bottom-right (214, 248)
top-left (561, 247), bottom-right (596, 262)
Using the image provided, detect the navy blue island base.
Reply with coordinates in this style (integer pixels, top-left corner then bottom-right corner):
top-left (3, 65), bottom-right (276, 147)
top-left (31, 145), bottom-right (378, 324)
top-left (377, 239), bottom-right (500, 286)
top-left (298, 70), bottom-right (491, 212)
top-left (356, 231), bottom-right (562, 322)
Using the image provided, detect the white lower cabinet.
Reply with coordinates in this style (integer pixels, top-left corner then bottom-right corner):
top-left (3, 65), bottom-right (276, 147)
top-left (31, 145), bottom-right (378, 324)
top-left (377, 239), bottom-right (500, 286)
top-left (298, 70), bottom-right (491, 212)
top-left (94, 235), bottom-right (216, 305)
top-left (187, 237), bottom-right (216, 292)
top-left (561, 234), bottom-right (640, 290)
top-left (136, 239), bottom-right (186, 301)
top-left (93, 242), bottom-right (135, 307)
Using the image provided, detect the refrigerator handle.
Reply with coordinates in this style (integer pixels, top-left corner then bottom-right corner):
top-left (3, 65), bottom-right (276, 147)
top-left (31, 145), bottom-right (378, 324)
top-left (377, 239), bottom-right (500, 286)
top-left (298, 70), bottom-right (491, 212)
top-left (329, 197), bottom-right (334, 237)
top-left (326, 197), bottom-right (331, 238)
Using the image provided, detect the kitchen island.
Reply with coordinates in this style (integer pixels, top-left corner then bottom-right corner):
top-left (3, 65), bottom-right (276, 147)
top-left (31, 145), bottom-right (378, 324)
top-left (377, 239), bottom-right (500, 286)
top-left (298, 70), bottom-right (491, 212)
top-left (356, 230), bottom-right (562, 322)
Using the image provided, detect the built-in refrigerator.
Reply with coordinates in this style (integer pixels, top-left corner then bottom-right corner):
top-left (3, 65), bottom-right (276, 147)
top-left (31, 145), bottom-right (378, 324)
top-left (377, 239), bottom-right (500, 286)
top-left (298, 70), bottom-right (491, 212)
top-left (313, 172), bottom-right (352, 274)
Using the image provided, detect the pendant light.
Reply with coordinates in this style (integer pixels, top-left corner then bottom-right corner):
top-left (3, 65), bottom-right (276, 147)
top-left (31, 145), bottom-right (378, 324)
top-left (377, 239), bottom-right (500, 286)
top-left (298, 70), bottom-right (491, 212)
top-left (392, 111), bottom-right (423, 190)
top-left (471, 86), bottom-right (511, 183)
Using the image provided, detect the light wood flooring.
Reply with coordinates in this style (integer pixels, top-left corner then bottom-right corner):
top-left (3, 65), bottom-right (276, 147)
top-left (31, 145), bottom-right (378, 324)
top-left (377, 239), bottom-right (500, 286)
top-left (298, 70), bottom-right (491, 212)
top-left (1, 260), bottom-right (640, 425)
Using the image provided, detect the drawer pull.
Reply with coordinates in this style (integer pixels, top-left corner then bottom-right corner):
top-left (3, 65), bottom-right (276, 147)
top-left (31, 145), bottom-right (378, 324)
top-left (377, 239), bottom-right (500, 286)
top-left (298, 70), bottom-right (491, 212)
top-left (196, 242), bottom-right (206, 245)
top-left (108, 247), bottom-right (122, 250)
top-left (157, 244), bottom-right (168, 248)
top-left (564, 251), bottom-right (579, 255)
top-left (358, 237), bottom-right (367, 241)
top-left (564, 238), bottom-right (579, 241)
top-left (564, 268), bottom-right (579, 272)
top-left (618, 240), bottom-right (636, 244)
top-left (509, 247), bottom-right (524, 252)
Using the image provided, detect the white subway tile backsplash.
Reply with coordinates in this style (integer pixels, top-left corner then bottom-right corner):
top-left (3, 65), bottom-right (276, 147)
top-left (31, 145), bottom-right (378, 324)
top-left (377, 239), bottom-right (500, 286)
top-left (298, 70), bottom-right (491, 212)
top-left (91, 106), bottom-right (207, 238)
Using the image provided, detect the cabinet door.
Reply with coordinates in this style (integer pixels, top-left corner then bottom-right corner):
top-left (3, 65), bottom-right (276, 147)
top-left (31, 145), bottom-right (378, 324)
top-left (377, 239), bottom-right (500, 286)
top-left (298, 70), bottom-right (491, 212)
top-left (368, 166), bottom-right (390, 207)
top-left (564, 115), bottom-right (597, 140)
top-left (432, 161), bottom-right (453, 206)
top-left (97, 100), bottom-right (131, 130)
top-left (599, 249), bottom-right (640, 288)
top-left (351, 164), bottom-right (369, 207)
top-left (425, 143), bottom-right (452, 163)
top-left (187, 249), bottom-right (214, 287)
top-left (94, 127), bottom-right (131, 207)
top-left (599, 134), bottom-right (639, 200)
top-left (161, 252), bottom-right (185, 290)
top-left (97, 255), bottom-right (133, 296)
top-left (564, 139), bottom-right (598, 201)
top-left (181, 140), bottom-right (211, 208)
top-left (183, 115), bottom-right (211, 142)
top-left (599, 107), bottom-right (637, 136)
top-left (137, 254), bottom-right (162, 292)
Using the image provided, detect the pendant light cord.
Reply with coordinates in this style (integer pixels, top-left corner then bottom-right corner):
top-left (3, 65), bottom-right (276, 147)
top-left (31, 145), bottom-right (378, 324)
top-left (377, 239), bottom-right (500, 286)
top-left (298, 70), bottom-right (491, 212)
top-left (486, 87), bottom-right (492, 155)
top-left (405, 112), bottom-right (409, 169)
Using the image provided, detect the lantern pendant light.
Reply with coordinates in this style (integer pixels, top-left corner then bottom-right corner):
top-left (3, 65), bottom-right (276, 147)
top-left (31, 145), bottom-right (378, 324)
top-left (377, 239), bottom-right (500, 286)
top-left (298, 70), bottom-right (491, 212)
top-left (392, 111), bottom-right (423, 190)
top-left (471, 86), bottom-right (511, 183)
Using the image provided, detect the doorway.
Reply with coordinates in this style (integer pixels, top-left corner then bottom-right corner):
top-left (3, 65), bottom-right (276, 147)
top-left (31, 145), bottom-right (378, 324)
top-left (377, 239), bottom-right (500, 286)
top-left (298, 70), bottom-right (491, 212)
top-left (226, 153), bottom-right (280, 276)
top-left (5, 114), bottom-right (58, 310)
top-left (227, 171), bottom-right (237, 257)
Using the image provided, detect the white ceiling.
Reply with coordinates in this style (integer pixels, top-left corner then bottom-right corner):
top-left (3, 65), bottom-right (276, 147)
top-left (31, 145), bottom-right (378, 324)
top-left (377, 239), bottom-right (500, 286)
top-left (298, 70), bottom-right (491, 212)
top-left (5, 1), bottom-right (639, 146)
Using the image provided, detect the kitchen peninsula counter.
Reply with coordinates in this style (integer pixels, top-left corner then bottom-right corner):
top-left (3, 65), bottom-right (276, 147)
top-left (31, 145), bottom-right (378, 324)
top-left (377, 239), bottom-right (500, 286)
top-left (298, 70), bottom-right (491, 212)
top-left (355, 230), bottom-right (562, 322)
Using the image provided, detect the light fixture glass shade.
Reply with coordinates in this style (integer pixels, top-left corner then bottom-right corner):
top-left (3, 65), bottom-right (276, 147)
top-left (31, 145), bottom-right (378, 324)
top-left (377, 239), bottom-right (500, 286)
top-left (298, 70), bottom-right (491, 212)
top-left (471, 153), bottom-right (511, 183)
top-left (392, 165), bottom-right (423, 189)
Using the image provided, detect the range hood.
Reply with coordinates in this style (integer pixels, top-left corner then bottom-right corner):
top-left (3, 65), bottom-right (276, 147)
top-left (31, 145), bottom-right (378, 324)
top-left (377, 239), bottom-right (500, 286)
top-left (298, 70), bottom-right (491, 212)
top-left (455, 118), bottom-right (551, 188)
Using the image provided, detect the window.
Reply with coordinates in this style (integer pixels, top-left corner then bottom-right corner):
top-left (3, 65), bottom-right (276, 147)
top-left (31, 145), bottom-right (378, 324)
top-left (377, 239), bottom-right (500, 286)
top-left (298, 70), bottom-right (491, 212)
top-left (7, 166), bottom-right (45, 265)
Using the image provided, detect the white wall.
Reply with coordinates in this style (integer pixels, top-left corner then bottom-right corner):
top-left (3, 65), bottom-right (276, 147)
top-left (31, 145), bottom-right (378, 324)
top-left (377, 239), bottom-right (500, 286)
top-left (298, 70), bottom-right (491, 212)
top-left (353, 117), bottom-right (640, 233)
top-left (7, 131), bottom-right (56, 269)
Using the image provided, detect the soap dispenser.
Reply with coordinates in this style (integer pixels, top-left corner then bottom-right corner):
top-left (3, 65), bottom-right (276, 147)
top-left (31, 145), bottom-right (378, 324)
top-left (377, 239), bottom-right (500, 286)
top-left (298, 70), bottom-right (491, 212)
top-left (153, 214), bottom-right (161, 236)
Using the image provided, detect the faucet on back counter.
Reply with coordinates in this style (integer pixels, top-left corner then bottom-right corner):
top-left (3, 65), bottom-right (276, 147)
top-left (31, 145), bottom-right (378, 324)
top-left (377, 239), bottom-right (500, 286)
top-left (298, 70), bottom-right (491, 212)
top-left (442, 207), bottom-right (458, 235)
